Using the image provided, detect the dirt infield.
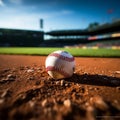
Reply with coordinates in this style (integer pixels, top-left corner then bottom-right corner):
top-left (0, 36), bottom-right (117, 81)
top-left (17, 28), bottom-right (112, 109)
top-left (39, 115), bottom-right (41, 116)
top-left (0, 55), bottom-right (120, 120)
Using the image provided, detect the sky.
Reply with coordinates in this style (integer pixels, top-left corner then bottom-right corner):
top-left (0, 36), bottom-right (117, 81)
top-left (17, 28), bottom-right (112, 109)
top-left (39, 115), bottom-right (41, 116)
top-left (0, 0), bottom-right (120, 31)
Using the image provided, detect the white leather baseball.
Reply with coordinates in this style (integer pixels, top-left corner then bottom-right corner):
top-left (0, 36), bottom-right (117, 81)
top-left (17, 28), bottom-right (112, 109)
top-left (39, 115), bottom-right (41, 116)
top-left (45, 50), bottom-right (75, 79)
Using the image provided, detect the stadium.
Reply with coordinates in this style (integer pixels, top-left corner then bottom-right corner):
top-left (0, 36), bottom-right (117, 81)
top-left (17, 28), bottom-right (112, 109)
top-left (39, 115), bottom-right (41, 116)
top-left (0, 20), bottom-right (120, 47)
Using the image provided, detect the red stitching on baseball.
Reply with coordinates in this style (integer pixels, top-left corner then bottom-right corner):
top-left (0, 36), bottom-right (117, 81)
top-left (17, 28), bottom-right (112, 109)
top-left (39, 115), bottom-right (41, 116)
top-left (49, 53), bottom-right (74, 62)
top-left (46, 66), bottom-right (70, 77)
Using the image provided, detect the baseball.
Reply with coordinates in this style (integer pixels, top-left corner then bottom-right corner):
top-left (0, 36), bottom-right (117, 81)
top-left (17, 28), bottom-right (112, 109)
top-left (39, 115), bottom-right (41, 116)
top-left (45, 50), bottom-right (75, 79)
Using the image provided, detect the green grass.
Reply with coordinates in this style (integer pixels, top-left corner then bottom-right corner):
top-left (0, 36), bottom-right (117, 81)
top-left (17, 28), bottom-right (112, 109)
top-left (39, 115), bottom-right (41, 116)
top-left (0, 47), bottom-right (120, 57)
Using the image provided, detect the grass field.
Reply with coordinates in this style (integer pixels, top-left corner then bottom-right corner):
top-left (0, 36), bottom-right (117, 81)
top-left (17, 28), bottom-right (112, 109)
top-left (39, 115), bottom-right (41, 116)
top-left (0, 47), bottom-right (120, 57)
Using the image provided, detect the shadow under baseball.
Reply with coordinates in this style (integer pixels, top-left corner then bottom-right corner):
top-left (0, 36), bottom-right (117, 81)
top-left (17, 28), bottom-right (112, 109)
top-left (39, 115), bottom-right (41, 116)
top-left (65, 73), bottom-right (120, 87)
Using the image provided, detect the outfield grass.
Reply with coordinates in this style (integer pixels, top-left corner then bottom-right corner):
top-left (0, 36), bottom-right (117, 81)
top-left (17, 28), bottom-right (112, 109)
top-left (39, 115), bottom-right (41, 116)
top-left (0, 47), bottom-right (120, 57)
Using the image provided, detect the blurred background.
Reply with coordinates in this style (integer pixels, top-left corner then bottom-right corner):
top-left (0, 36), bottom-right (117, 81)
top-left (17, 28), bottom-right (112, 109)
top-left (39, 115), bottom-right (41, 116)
top-left (0, 0), bottom-right (120, 48)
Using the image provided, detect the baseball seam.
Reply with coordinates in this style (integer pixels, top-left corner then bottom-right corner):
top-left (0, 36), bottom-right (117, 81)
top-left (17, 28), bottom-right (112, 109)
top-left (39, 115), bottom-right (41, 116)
top-left (46, 66), bottom-right (70, 78)
top-left (49, 53), bottom-right (74, 62)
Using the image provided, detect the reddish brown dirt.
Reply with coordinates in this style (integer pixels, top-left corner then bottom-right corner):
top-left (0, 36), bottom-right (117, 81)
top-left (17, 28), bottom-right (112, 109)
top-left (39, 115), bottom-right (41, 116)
top-left (0, 55), bottom-right (120, 120)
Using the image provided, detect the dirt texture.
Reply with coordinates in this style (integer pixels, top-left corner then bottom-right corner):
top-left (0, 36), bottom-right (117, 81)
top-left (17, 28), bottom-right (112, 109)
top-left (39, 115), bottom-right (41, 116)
top-left (0, 55), bottom-right (120, 120)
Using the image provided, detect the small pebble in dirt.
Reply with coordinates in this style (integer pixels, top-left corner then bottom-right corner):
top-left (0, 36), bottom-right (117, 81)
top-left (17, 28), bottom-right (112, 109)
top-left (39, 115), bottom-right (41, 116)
top-left (89, 87), bottom-right (94, 91)
top-left (116, 87), bottom-right (120, 90)
top-left (83, 72), bottom-right (89, 75)
top-left (65, 83), bottom-right (69, 87)
top-left (115, 71), bottom-right (120, 74)
top-left (0, 99), bottom-right (4, 104)
top-left (0, 75), bottom-right (15, 83)
top-left (63, 99), bottom-right (71, 108)
top-left (7, 74), bottom-right (16, 79)
top-left (94, 87), bottom-right (100, 91)
top-left (60, 80), bottom-right (64, 86)
top-left (27, 69), bottom-right (34, 73)
top-left (29, 101), bottom-right (35, 108)
top-left (1, 90), bottom-right (8, 98)
top-left (42, 99), bottom-right (48, 107)
top-left (55, 81), bottom-right (60, 85)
